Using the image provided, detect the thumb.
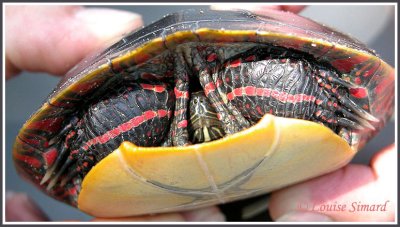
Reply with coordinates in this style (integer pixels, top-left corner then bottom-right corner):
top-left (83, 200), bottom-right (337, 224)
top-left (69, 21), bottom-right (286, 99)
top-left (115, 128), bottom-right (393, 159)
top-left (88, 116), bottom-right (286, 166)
top-left (6, 6), bottom-right (142, 79)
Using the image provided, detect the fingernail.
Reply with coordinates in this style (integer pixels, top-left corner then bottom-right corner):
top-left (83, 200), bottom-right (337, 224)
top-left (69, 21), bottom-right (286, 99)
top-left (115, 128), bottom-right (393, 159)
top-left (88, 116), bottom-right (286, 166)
top-left (75, 8), bottom-right (143, 43)
top-left (276, 211), bottom-right (333, 222)
top-left (182, 207), bottom-right (226, 222)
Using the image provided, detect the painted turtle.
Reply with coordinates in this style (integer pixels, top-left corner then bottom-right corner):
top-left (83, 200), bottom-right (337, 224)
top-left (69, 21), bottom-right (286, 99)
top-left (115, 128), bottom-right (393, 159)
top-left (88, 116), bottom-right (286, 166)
top-left (13, 9), bottom-right (394, 218)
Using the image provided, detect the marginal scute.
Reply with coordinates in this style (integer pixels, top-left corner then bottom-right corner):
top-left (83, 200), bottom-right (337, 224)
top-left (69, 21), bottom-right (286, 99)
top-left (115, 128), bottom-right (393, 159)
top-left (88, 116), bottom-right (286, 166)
top-left (78, 115), bottom-right (355, 217)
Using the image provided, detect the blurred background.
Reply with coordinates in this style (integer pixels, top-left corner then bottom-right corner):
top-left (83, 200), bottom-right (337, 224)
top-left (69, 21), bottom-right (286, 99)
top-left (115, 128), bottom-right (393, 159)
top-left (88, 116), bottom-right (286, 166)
top-left (5, 4), bottom-right (395, 221)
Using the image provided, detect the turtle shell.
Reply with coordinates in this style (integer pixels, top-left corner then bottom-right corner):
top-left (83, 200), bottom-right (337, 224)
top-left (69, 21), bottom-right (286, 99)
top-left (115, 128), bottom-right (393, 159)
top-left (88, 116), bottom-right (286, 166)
top-left (13, 9), bottom-right (394, 218)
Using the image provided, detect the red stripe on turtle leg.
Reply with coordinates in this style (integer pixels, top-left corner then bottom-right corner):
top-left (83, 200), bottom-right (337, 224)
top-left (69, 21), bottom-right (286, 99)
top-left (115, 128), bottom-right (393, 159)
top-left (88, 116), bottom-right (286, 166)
top-left (83, 110), bottom-right (168, 149)
top-left (168, 53), bottom-right (190, 146)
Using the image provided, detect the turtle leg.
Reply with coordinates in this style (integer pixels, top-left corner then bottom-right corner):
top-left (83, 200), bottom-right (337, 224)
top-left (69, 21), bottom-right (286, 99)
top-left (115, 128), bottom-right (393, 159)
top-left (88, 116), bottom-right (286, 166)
top-left (41, 116), bottom-right (95, 190)
top-left (313, 70), bottom-right (377, 130)
top-left (40, 116), bottom-right (79, 186)
top-left (191, 48), bottom-right (250, 134)
top-left (167, 53), bottom-right (191, 146)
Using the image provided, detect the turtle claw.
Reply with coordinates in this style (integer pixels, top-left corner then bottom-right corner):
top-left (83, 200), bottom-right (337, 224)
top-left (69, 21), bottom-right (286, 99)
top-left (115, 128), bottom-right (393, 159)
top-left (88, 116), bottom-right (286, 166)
top-left (40, 163), bottom-right (57, 185)
top-left (337, 118), bottom-right (363, 130)
top-left (340, 95), bottom-right (379, 122)
top-left (40, 144), bottom-right (68, 185)
top-left (46, 157), bottom-right (73, 190)
top-left (329, 74), bottom-right (358, 89)
top-left (339, 108), bottom-right (376, 131)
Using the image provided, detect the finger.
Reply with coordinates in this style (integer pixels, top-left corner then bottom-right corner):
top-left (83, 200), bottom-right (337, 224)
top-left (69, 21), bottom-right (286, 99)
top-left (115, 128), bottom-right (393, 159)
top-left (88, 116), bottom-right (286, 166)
top-left (269, 144), bottom-right (395, 222)
top-left (211, 4), bottom-right (306, 14)
top-left (6, 192), bottom-right (50, 221)
top-left (181, 206), bottom-right (226, 221)
top-left (5, 5), bottom-right (143, 79)
top-left (92, 213), bottom-right (186, 222)
top-left (91, 206), bottom-right (225, 222)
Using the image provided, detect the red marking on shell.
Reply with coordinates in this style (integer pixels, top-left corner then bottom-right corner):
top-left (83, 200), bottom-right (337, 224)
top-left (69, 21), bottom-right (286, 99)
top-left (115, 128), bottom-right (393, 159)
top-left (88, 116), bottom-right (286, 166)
top-left (330, 55), bottom-right (368, 73)
top-left (374, 75), bottom-right (391, 95)
top-left (207, 53), bottom-right (218, 62)
top-left (18, 137), bottom-right (42, 147)
top-left (350, 87), bottom-right (368, 99)
top-left (14, 153), bottom-right (42, 168)
top-left (174, 88), bottom-right (189, 99)
top-left (177, 120), bottom-right (188, 128)
top-left (134, 53), bottom-right (151, 63)
top-left (216, 113), bottom-right (222, 120)
top-left (315, 99), bottom-right (323, 105)
top-left (354, 77), bottom-right (362, 85)
top-left (204, 82), bottom-right (216, 96)
top-left (245, 55), bottom-right (256, 61)
top-left (73, 81), bottom-right (100, 94)
top-left (229, 59), bottom-right (242, 68)
top-left (27, 118), bottom-right (63, 133)
top-left (43, 147), bottom-right (58, 167)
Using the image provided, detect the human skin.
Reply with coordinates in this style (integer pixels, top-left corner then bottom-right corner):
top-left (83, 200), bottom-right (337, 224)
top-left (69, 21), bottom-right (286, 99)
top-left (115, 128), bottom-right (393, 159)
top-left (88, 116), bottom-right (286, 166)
top-left (6, 5), bottom-right (395, 222)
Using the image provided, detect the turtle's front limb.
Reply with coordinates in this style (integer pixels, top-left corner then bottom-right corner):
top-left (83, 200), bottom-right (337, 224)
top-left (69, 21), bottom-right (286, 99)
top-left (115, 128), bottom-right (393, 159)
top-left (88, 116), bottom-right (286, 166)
top-left (168, 53), bottom-right (191, 146)
top-left (191, 48), bottom-right (250, 135)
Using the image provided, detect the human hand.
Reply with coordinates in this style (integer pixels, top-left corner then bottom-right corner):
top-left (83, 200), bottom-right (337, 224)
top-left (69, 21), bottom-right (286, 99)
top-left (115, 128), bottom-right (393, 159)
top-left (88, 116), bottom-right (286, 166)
top-left (5, 192), bottom-right (225, 222)
top-left (211, 5), bottom-right (395, 222)
top-left (5, 5), bottom-right (225, 222)
top-left (6, 5), bottom-right (142, 79)
top-left (210, 4), bottom-right (306, 14)
top-left (269, 144), bottom-right (395, 222)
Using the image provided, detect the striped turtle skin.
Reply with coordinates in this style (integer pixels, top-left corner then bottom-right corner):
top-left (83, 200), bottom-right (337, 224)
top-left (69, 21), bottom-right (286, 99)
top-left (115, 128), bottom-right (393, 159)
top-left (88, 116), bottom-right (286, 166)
top-left (13, 9), bottom-right (394, 216)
